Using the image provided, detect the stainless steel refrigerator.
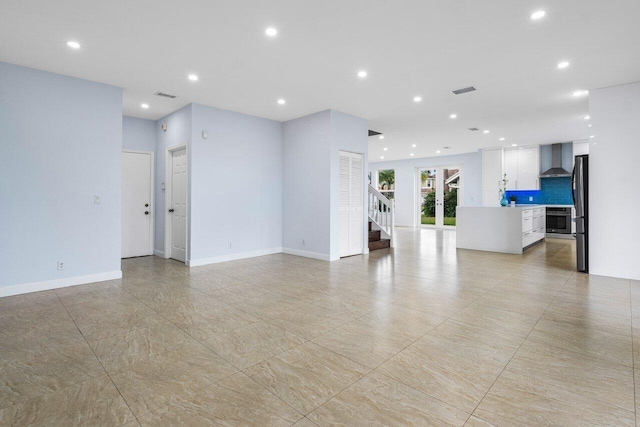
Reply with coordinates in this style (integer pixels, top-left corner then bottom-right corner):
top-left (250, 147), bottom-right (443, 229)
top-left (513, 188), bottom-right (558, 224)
top-left (572, 155), bottom-right (589, 272)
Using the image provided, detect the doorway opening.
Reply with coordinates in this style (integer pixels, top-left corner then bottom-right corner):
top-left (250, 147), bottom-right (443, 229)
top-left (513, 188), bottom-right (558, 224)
top-left (417, 166), bottom-right (461, 228)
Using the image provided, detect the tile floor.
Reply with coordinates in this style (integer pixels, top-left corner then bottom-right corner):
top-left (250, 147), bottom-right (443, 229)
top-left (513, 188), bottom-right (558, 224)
top-left (0, 228), bottom-right (638, 426)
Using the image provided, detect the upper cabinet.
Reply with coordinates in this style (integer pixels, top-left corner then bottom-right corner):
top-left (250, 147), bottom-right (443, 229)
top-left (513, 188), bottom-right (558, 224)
top-left (573, 140), bottom-right (590, 156)
top-left (482, 148), bottom-right (503, 205)
top-left (504, 146), bottom-right (540, 191)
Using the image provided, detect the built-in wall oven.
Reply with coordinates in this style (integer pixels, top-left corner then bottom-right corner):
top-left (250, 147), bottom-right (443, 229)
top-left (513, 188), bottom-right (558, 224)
top-left (546, 207), bottom-right (572, 234)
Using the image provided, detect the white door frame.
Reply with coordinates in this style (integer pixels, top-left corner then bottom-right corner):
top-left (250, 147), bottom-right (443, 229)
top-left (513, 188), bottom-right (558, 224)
top-left (164, 143), bottom-right (189, 262)
top-left (415, 165), bottom-right (464, 228)
top-left (122, 149), bottom-right (155, 256)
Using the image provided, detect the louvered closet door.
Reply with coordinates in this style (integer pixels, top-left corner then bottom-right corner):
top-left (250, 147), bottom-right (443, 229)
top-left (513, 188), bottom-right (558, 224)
top-left (339, 151), bottom-right (364, 257)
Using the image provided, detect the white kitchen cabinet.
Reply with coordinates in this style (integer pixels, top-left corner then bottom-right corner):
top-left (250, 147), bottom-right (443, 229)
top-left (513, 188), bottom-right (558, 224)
top-left (504, 146), bottom-right (540, 190)
top-left (522, 207), bottom-right (545, 248)
top-left (573, 141), bottom-right (589, 156)
top-left (482, 148), bottom-right (503, 205)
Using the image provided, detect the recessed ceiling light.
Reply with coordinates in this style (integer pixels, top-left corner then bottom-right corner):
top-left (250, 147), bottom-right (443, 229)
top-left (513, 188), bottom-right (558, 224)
top-left (379, 135), bottom-right (384, 140)
top-left (383, 147), bottom-right (388, 151)
top-left (499, 138), bottom-right (505, 141)
top-left (588, 124), bottom-right (592, 127)
top-left (357, 70), bottom-right (367, 78)
top-left (483, 130), bottom-right (490, 134)
top-left (411, 144), bottom-right (416, 148)
top-left (141, 103), bottom-right (149, 109)
top-left (413, 96), bottom-right (422, 103)
top-left (277, 99), bottom-right (286, 105)
top-left (66, 41), bottom-right (81, 49)
top-left (449, 114), bottom-right (457, 119)
top-left (512, 143), bottom-right (518, 147)
top-left (188, 74), bottom-right (198, 81)
top-left (573, 90), bottom-right (589, 97)
top-left (410, 153), bottom-right (414, 156)
top-left (531, 10), bottom-right (546, 20)
top-left (584, 115), bottom-right (590, 120)
top-left (436, 150), bottom-right (441, 154)
top-left (557, 61), bottom-right (570, 69)
top-left (590, 135), bottom-right (595, 138)
top-left (265, 27), bottom-right (278, 37)
top-left (380, 156), bottom-right (384, 159)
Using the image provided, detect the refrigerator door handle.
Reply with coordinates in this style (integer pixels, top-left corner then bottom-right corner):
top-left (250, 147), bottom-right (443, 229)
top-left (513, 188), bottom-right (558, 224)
top-left (571, 164), bottom-right (576, 208)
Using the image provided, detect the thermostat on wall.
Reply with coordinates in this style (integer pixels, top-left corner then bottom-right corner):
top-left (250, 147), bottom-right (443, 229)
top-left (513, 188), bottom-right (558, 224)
top-left (202, 130), bottom-right (208, 139)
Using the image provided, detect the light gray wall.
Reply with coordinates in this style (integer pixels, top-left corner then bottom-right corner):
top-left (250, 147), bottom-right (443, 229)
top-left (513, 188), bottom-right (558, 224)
top-left (589, 81), bottom-right (640, 280)
top-left (369, 151), bottom-right (482, 226)
top-left (122, 116), bottom-right (156, 153)
top-left (189, 103), bottom-right (283, 264)
top-left (154, 105), bottom-right (192, 256)
top-left (329, 110), bottom-right (369, 260)
top-left (282, 110), bottom-right (332, 258)
top-left (0, 62), bottom-right (123, 292)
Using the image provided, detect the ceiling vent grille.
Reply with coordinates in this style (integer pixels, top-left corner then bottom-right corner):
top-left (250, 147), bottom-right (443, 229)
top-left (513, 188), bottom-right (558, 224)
top-left (468, 127), bottom-right (480, 131)
top-left (451, 86), bottom-right (476, 95)
top-left (154, 91), bottom-right (178, 99)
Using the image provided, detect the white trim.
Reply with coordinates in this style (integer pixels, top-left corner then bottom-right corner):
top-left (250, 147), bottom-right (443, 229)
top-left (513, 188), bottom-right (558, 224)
top-left (164, 143), bottom-right (189, 263)
top-left (0, 271), bottom-right (122, 298)
top-left (187, 247), bottom-right (283, 267)
top-left (153, 249), bottom-right (165, 257)
top-left (122, 149), bottom-right (155, 256)
top-left (282, 247), bottom-right (332, 261)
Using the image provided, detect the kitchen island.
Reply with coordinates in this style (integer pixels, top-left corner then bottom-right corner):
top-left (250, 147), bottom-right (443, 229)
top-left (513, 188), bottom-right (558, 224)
top-left (456, 205), bottom-right (545, 254)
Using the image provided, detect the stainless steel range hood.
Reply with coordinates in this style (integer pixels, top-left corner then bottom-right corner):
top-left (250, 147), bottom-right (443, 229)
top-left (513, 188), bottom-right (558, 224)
top-left (540, 143), bottom-right (572, 178)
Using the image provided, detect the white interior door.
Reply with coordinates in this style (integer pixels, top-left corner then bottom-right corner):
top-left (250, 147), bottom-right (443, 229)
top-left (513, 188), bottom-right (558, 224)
top-left (339, 151), bottom-right (364, 258)
top-left (170, 148), bottom-right (187, 262)
top-left (122, 151), bottom-right (153, 258)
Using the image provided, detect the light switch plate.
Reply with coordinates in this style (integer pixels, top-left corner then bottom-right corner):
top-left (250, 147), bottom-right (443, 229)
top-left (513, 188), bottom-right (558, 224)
top-left (94, 196), bottom-right (101, 205)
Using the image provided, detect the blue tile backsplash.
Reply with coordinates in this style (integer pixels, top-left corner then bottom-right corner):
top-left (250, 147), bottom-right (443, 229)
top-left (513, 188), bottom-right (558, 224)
top-left (505, 177), bottom-right (573, 205)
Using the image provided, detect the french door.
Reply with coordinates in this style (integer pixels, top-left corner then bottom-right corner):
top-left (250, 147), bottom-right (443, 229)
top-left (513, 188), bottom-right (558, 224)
top-left (417, 166), bottom-right (461, 228)
top-left (339, 151), bottom-right (364, 257)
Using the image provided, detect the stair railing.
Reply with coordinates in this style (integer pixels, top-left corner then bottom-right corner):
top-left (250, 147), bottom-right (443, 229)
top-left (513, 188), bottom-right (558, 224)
top-left (368, 184), bottom-right (395, 247)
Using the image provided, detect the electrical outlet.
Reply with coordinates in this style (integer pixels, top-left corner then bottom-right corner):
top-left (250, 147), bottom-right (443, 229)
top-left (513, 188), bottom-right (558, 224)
top-left (57, 261), bottom-right (65, 271)
top-left (529, 196), bottom-right (533, 202)
top-left (302, 239), bottom-right (306, 246)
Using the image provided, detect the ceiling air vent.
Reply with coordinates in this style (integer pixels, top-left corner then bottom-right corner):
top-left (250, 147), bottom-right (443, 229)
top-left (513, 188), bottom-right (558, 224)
top-left (451, 86), bottom-right (476, 95)
top-left (154, 91), bottom-right (178, 99)
top-left (468, 127), bottom-right (480, 131)
top-left (368, 130), bottom-right (382, 137)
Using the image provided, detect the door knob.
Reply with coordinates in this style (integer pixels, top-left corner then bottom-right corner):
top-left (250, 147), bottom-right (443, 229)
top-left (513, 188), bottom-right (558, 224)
top-left (145, 203), bottom-right (149, 207)
top-left (169, 209), bottom-right (174, 213)
top-left (144, 211), bottom-right (149, 215)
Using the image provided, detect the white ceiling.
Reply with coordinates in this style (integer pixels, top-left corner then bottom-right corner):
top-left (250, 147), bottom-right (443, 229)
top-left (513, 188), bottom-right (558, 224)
top-left (1, 0), bottom-right (639, 160)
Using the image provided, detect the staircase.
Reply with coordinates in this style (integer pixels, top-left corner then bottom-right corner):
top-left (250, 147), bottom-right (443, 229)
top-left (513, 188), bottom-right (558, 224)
top-left (368, 184), bottom-right (394, 252)
top-left (368, 221), bottom-right (391, 251)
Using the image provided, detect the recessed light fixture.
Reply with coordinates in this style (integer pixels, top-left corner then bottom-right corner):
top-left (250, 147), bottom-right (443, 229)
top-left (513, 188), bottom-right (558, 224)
top-left (413, 96), bottom-right (422, 103)
top-left (357, 70), bottom-right (367, 78)
top-left (188, 74), bottom-right (198, 81)
top-left (573, 90), bottom-right (589, 97)
top-left (584, 115), bottom-right (590, 120)
top-left (410, 153), bottom-right (414, 156)
top-left (141, 103), bottom-right (149, 109)
top-left (436, 150), bottom-right (441, 154)
top-left (379, 135), bottom-right (384, 140)
top-left (588, 124), bottom-right (592, 127)
top-left (411, 144), bottom-right (416, 148)
top-left (483, 130), bottom-right (490, 134)
top-left (449, 114), bottom-right (457, 119)
top-left (380, 156), bottom-right (384, 159)
top-left (531, 10), bottom-right (546, 20)
top-left (383, 147), bottom-right (388, 151)
top-left (277, 99), bottom-right (286, 105)
top-left (498, 137), bottom-right (505, 141)
top-left (66, 41), bottom-right (81, 49)
top-left (265, 27), bottom-right (278, 37)
top-left (557, 61), bottom-right (570, 69)
top-left (590, 135), bottom-right (595, 138)
top-left (511, 143), bottom-right (518, 147)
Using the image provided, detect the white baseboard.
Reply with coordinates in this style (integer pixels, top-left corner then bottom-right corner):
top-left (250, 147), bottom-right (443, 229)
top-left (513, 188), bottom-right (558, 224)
top-left (153, 249), bottom-right (165, 257)
top-left (187, 247), bottom-right (283, 267)
top-left (282, 247), bottom-right (331, 261)
top-left (0, 270), bottom-right (123, 298)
